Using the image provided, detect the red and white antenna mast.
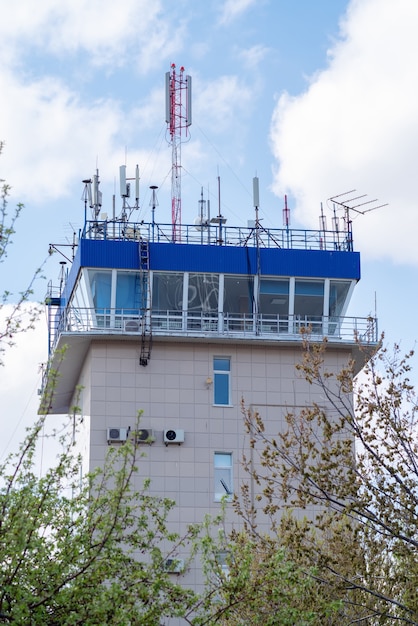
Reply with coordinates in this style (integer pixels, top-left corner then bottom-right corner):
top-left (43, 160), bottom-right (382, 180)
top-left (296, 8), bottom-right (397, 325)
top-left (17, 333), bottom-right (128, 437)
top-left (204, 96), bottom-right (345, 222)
top-left (165, 63), bottom-right (192, 242)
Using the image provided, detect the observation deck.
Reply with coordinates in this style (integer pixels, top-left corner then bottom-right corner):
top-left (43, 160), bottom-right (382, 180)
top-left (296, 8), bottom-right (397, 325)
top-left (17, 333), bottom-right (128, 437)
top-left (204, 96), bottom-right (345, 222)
top-left (46, 218), bottom-right (376, 351)
top-left (43, 217), bottom-right (377, 413)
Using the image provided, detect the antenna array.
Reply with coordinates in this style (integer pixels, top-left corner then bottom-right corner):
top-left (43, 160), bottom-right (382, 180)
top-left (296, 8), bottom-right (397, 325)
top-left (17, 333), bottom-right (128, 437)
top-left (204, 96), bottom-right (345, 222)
top-left (165, 63), bottom-right (192, 242)
top-left (325, 190), bottom-right (388, 252)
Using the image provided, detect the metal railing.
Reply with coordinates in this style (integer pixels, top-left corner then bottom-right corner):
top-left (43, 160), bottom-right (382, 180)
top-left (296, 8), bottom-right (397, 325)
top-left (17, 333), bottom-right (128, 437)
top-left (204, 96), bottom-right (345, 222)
top-left (49, 307), bottom-right (378, 353)
top-left (81, 220), bottom-right (354, 252)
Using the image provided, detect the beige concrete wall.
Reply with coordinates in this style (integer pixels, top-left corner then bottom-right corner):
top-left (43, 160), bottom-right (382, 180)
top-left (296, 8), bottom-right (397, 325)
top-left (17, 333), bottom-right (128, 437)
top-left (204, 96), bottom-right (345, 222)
top-left (75, 337), bottom-right (352, 598)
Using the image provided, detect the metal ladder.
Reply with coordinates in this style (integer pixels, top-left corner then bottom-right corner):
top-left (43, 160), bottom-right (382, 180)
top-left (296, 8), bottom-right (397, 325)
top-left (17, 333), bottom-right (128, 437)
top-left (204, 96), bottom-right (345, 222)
top-left (139, 240), bottom-right (152, 366)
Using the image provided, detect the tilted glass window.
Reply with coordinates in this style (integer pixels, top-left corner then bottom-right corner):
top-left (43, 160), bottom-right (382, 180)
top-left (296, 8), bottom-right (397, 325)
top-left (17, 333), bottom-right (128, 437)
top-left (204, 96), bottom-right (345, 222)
top-left (214, 452), bottom-right (233, 502)
top-left (329, 280), bottom-right (351, 318)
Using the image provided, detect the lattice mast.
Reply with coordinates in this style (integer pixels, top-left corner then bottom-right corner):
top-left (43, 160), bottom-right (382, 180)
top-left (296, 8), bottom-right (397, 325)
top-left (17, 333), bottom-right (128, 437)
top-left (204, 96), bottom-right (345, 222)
top-left (165, 64), bottom-right (192, 241)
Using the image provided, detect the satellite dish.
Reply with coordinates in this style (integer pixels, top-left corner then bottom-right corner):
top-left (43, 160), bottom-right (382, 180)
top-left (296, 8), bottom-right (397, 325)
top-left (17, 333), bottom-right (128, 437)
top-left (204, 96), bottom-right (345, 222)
top-left (194, 216), bottom-right (209, 231)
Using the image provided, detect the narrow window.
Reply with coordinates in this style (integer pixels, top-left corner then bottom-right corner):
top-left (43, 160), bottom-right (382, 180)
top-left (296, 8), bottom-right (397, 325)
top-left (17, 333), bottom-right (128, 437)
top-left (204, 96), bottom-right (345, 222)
top-left (216, 550), bottom-right (230, 577)
top-left (88, 270), bottom-right (112, 327)
top-left (213, 357), bottom-right (231, 406)
top-left (214, 452), bottom-right (233, 502)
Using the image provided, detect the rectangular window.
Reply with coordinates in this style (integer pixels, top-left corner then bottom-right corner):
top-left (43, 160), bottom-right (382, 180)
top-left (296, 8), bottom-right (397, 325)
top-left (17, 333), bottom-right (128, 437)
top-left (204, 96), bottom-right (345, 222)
top-left (329, 280), bottom-right (351, 318)
top-left (188, 273), bottom-right (219, 313)
top-left (213, 357), bottom-right (231, 405)
top-left (259, 278), bottom-right (289, 316)
top-left (116, 271), bottom-right (144, 313)
top-left (294, 280), bottom-right (324, 317)
top-left (89, 270), bottom-right (112, 310)
top-left (214, 452), bottom-right (233, 502)
top-left (152, 272), bottom-right (183, 312)
top-left (223, 275), bottom-right (254, 332)
top-left (223, 275), bottom-right (254, 315)
top-left (216, 550), bottom-right (230, 577)
top-left (294, 280), bottom-right (324, 334)
top-left (88, 270), bottom-right (112, 327)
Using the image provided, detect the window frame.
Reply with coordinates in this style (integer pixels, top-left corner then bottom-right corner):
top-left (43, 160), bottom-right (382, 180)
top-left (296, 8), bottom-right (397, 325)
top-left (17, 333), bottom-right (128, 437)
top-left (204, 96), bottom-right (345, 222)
top-left (214, 452), bottom-right (233, 502)
top-left (213, 356), bottom-right (231, 406)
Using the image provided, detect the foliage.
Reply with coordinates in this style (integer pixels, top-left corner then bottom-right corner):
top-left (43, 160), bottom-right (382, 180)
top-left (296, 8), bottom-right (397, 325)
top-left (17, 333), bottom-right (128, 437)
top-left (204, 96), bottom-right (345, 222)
top-left (238, 339), bottom-right (418, 624)
top-left (0, 141), bottom-right (42, 364)
top-left (193, 519), bottom-right (342, 626)
top-left (0, 411), bottom-right (199, 625)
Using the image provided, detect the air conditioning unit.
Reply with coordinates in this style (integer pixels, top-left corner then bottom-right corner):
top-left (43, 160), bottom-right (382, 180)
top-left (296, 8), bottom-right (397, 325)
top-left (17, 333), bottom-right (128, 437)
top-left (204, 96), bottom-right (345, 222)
top-left (133, 428), bottom-right (154, 444)
top-left (164, 429), bottom-right (185, 445)
top-left (107, 427), bottom-right (128, 443)
top-left (124, 319), bottom-right (140, 332)
top-left (164, 558), bottom-right (185, 574)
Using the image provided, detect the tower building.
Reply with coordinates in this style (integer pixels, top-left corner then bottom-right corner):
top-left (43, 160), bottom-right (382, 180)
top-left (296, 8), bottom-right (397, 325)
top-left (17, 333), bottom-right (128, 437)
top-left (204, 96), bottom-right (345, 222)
top-left (41, 70), bottom-right (378, 597)
top-left (42, 182), bottom-right (377, 586)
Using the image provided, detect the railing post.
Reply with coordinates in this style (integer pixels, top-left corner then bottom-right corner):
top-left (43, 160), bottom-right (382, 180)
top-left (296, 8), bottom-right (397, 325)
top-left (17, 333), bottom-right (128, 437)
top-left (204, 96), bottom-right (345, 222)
top-left (323, 315), bottom-right (329, 337)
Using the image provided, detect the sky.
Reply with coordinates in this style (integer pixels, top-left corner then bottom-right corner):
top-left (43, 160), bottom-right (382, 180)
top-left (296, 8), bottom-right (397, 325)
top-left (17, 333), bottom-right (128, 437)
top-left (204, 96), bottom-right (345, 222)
top-left (1, 0), bottom-right (418, 464)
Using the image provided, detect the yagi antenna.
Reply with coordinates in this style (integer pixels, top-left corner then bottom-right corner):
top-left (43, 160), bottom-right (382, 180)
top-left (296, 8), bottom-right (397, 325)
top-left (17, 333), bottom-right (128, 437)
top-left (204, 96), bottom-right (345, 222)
top-left (326, 190), bottom-right (388, 252)
top-left (328, 190), bottom-right (388, 216)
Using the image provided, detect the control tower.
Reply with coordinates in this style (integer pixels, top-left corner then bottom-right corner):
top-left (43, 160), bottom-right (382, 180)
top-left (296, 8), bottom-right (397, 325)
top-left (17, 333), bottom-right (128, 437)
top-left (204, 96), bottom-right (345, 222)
top-left (41, 170), bottom-right (378, 589)
top-left (41, 69), bottom-right (378, 593)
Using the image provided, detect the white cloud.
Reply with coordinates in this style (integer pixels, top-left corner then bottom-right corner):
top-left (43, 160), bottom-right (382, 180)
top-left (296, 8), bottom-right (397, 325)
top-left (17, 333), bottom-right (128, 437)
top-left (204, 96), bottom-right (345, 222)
top-left (0, 0), bottom-right (167, 71)
top-left (270, 0), bottom-right (418, 265)
top-left (218, 0), bottom-right (260, 25)
top-left (238, 44), bottom-right (270, 69)
top-left (195, 74), bottom-right (254, 133)
top-left (0, 1), bottom-right (191, 207)
top-left (0, 303), bottom-right (74, 476)
top-left (0, 305), bottom-right (47, 461)
top-left (0, 69), bottom-right (124, 204)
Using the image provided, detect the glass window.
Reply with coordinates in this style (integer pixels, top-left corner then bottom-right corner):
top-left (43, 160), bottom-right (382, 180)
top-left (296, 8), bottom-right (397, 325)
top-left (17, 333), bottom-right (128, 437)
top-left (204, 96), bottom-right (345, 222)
top-left (216, 551), bottom-right (231, 577)
top-left (329, 281), bottom-right (351, 318)
top-left (223, 276), bottom-right (254, 315)
top-left (294, 280), bottom-right (324, 318)
top-left (88, 270), bottom-right (112, 310)
top-left (214, 357), bottom-right (231, 406)
top-left (259, 278), bottom-right (289, 316)
top-left (152, 272), bottom-right (183, 312)
top-left (88, 270), bottom-right (112, 326)
top-left (214, 452), bottom-right (233, 502)
top-left (69, 272), bottom-right (90, 311)
top-left (116, 271), bottom-right (145, 314)
top-left (67, 273), bottom-right (93, 331)
top-left (188, 273), bottom-right (219, 313)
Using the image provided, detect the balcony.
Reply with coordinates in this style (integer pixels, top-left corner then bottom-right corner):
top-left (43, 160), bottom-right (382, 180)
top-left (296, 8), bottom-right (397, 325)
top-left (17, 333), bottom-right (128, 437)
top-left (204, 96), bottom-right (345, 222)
top-left (49, 307), bottom-right (378, 352)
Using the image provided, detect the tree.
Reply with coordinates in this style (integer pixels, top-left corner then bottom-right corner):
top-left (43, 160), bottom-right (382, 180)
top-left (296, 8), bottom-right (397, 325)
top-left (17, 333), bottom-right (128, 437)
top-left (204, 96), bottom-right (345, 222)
top-left (237, 339), bottom-right (418, 624)
top-left (193, 523), bottom-right (342, 625)
top-left (0, 141), bottom-right (41, 364)
top-left (0, 411), bottom-right (199, 624)
top-left (2, 143), bottom-right (347, 624)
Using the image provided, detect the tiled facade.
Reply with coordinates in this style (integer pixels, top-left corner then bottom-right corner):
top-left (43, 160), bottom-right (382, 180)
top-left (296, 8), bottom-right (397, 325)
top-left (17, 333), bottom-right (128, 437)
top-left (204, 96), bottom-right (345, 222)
top-left (69, 337), bottom-right (353, 592)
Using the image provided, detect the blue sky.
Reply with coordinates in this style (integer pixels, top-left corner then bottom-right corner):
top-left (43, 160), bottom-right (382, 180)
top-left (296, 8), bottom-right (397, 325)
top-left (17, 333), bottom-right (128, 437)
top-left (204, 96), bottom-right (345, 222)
top-left (1, 0), bottom-right (418, 457)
